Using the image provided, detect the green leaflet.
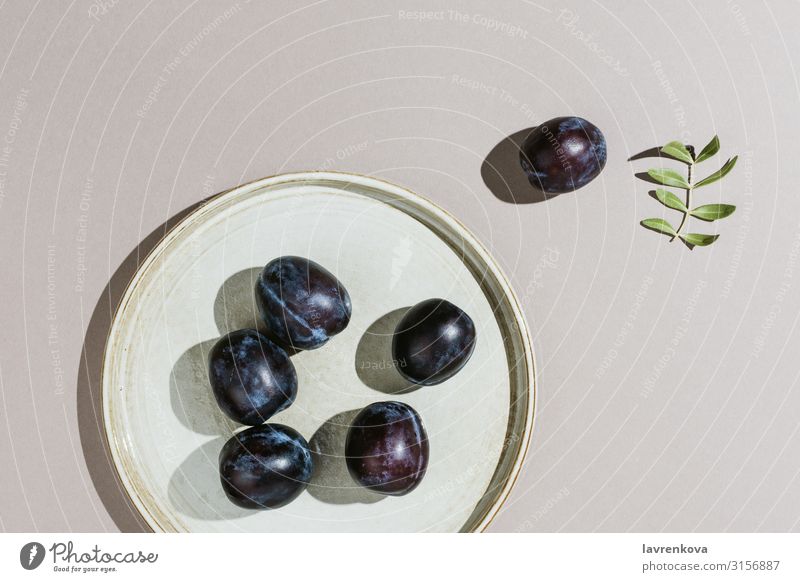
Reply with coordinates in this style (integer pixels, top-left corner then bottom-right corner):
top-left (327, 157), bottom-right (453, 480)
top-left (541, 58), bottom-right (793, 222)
top-left (647, 168), bottom-right (690, 189)
top-left (652, 189), bottom-right (688, 212)
top-left (641, 218), bottom-right (677, 237)
top-left (661, 141), bottom-right (693, 164)
top-left (694, 135), bottom-right (720, 164)
top-left (680, 233), bottom-right (719, 248)
top-left (634, 135), bottom-right (738, 250)
top-left (690, 204), bottom-right (736, 222)
top-left (694, 156), bottom-right (738, 188)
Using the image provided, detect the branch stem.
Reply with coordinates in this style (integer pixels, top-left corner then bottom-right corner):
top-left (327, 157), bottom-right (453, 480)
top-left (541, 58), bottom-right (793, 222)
top-left (671, 161), bottom-right (693, 241)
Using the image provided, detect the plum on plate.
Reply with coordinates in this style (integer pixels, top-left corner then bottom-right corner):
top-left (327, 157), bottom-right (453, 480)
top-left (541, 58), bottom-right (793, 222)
top-left (392, 298), bottom-right (476, 386)
top-left (208, 329), bottom-right (297, 425)
top-left (519, 116), bottom-right (607, 194)
top-left (219, 424), bottom-right (313, 509)
top-left (256, 256), bottom-right (352, 351)
top-left (345, 401), bottom-right (429, 496)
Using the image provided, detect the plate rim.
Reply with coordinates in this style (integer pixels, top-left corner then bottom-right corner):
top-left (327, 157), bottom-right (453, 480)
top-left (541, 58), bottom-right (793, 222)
top-left (101, 170), bottom-right (537, 533)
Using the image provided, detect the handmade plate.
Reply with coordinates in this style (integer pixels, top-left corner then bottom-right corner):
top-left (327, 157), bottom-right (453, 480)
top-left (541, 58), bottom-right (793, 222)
top-left (102, 172), bottom-right (535, 532)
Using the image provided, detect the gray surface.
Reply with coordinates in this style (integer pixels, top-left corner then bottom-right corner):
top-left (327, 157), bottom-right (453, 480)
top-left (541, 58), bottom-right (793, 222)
top-left (0, 0), bottom-right (798, 532)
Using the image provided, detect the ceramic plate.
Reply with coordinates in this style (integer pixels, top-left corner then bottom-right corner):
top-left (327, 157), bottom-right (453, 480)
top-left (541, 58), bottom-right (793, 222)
top-left (102, 172), bottom-right (535, 532)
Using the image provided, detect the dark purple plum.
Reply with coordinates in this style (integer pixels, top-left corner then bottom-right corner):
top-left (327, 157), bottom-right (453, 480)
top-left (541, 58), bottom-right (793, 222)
top-left (256, 256), bottom-right (352, 351)
top-left (219, 424), bottom-right (313, 509)
top-left (208, 329), bottom-right (297, 425)
top-left (345, 401), bottom-right (429, 496)
top-left (392, 298), bottom-right (476, 386)
top-left (519, 116), bottom-right (607, 194)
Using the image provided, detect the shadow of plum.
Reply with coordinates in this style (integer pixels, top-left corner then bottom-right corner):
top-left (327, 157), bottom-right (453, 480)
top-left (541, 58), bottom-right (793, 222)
top-left (354, 307), bottom-right (418, 395)
top-left (169, 339), bottom-right (238, 436)
top-left (307, 409), bottom-right (384, 505)
top-left (169, 267), bottom-right (272, 437)
top-left (167, 436), bottom-right (256, 521)
top-left (213, 267), bottom-right (264, 336)
top-left (481, 127), bottom-right (557, 205)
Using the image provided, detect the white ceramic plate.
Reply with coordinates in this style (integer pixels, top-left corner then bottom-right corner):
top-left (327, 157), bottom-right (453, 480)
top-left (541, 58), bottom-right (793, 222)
top-left (102, 172), bottom-right (535, 532)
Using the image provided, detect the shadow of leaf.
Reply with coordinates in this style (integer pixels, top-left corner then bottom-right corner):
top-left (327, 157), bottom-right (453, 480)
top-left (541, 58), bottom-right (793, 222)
top-left (169, 340), bottom-right (238, 436)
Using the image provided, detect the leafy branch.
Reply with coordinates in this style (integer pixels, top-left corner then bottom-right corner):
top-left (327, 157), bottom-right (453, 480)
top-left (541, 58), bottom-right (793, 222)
top-left (637, 136), bottom-right (737, 249)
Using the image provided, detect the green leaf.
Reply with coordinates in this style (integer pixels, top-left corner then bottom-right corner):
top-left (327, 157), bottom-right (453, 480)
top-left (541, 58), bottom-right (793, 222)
top-left (641, 218), bottom-right (677, 237)
top-left (695, 156), bottom-right (738, 188)
top-left (647, 168), bottom-right (690, 189)
top-left (694, 135), bottom-right (720, 164)
top-left (661, 141), bottom-right (693, 163)
top-left (680, 233), bottom-right (719, 248)
top-left (690, 204), bottom-right (736, 221)
top-left (652, 188), bottom-right (688, 212)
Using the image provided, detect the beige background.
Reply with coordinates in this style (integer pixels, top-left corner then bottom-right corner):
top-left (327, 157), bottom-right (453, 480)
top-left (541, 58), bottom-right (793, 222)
top-left (0, 0), bottom-right (798, 532)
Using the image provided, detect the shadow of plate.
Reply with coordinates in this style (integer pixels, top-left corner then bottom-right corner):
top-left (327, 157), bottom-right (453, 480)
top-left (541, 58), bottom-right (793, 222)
top-left (77, 202), bottom-right (205, 532)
